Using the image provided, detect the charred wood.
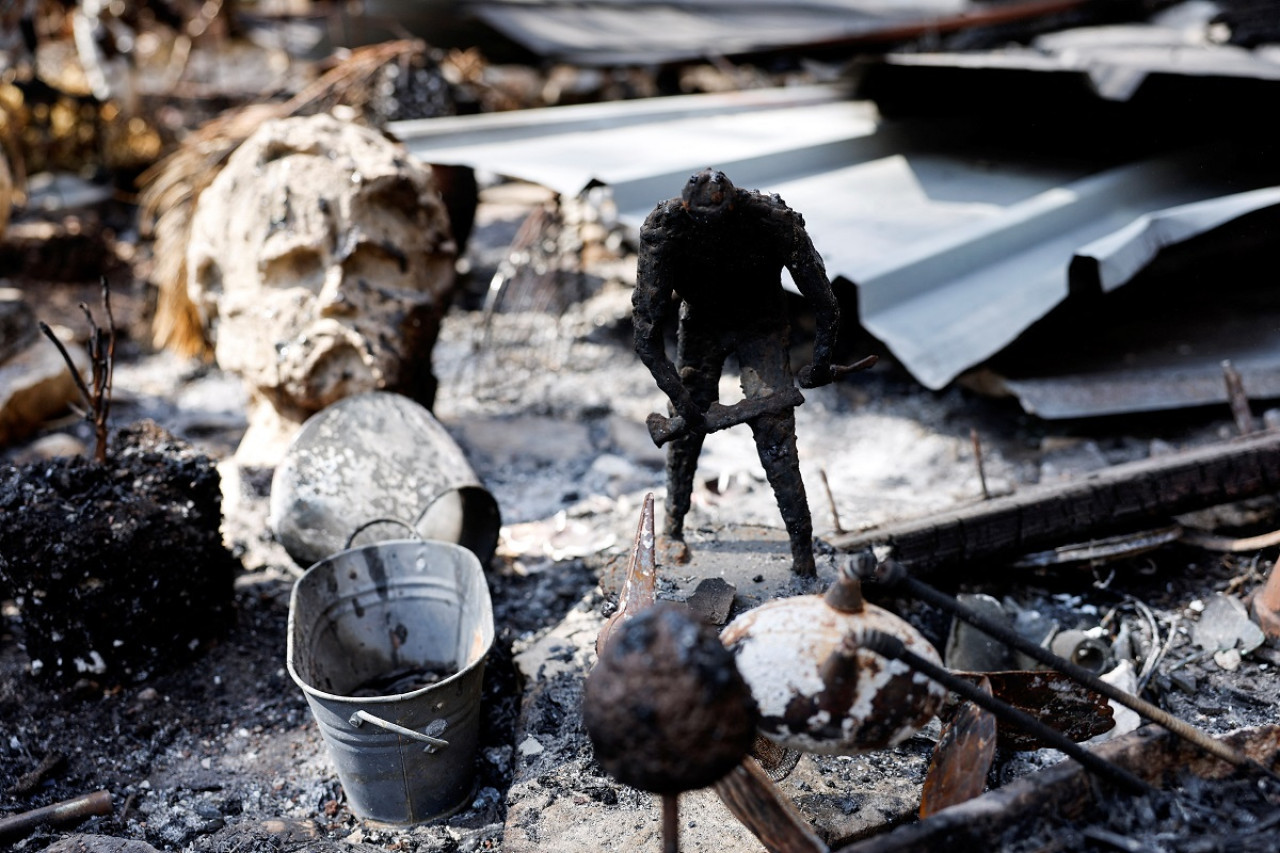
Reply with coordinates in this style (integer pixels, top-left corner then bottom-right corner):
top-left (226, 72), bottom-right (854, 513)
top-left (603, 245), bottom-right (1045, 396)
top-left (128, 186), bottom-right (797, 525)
top-left (831, 431), bottom-right (1280, 576)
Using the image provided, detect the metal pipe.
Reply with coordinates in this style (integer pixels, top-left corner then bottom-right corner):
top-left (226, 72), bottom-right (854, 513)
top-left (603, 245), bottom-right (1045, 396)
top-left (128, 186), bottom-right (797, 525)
top-left (0, 790), bottom-right (113, 839)
top-left (662, 793), bottom-right (679, 853)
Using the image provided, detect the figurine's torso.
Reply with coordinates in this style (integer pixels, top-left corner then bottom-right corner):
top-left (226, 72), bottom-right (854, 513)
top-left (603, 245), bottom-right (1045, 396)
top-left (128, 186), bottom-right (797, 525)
top-left (643, 191), bottom-right (797, 329)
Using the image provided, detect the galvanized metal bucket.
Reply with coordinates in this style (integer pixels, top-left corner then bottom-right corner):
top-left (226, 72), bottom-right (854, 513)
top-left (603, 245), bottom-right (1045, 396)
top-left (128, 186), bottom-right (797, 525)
top-left (270, 391), bottom-right (501, 570)
top-left (286, 539), bottom-right (495, 824)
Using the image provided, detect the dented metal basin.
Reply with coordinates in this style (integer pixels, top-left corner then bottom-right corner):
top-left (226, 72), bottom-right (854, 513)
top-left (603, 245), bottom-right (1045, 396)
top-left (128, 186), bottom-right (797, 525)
top-left (286, 539), bottom-right (494, 824)
top-left (270, 391), bottom-right (500, 568)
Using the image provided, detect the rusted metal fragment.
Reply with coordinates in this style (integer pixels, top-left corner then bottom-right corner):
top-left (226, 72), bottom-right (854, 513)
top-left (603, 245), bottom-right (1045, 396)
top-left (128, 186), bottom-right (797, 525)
top-left (595, 493), bottom-right (657, 656)
top-left (947, 670), bottom-right (1114, 751)
top-left (919, 676), bottom-right (996, 818)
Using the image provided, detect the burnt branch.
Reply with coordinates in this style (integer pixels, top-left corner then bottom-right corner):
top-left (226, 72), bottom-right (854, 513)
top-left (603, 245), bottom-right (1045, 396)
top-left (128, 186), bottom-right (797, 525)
top-left (714, 757), bottom-right (829, 853)
top-left (38, 278), bottom-right (117, 462)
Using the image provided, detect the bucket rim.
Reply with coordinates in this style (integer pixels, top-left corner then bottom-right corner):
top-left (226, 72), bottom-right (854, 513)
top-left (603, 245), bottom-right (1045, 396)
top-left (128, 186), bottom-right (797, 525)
top-left (285, 538), bottom-right (494, 706)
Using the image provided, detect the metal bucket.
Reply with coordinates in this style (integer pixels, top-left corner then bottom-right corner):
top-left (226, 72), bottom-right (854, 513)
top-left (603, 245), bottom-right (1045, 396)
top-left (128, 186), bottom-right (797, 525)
top-left (286, 539), bottom-right (495, 824)
top-left (270, 391), bottom-right (501, 570)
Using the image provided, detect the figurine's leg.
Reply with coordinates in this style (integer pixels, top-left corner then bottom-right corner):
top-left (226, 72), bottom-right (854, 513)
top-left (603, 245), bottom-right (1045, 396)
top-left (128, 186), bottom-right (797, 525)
top-left (748, 413), bottom-right (815, 576)
top-left (663, 430), bottom-right (701, 565)
top-left (664, 317), bottom-right (723, 562)
top-left (739, 325), bottom-right (816, 576)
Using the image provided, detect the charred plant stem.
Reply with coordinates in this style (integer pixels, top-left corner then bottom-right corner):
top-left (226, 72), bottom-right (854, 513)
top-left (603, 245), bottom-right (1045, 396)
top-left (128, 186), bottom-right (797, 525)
top-left (5, 752), bottom-right (65, 797)
top-left (868, 561), bottom-right (1280, 781)
top-left (857, 629), bottom-right (1154, 796)
top-left (98, 279), bottom-right (115, 457)
top-left (37, 279), bottom-right (116, 462)
top-left (970, 428), bottom-right (990, 500)
top-left (662, 793), bottom-right (679, 853)
top-left (38, 322), bottom-right (93, 413)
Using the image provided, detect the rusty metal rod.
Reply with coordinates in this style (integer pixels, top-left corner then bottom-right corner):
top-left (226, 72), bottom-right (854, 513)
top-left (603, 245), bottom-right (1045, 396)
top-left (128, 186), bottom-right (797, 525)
top-left (819, 469), bottom-right (845, 536)
top-left (866, 559), bottom-right (1280, 781)
top-left (662, 793), bottom-right (679, 853)
top-left (0, 790), bottom-right (113, 839)
top-left (1221, 359), bottom-right (1254, 436)
top-left (856, 630), bottom-right (1154, 796)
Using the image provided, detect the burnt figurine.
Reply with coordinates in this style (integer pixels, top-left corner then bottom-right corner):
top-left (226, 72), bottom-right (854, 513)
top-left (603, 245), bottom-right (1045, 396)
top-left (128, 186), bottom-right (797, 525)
top-left (633, 168), bottom-right (842, 577)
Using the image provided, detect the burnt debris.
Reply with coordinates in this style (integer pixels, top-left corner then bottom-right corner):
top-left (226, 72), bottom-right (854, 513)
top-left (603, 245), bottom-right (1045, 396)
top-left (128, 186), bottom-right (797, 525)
top-left (0, 421), bottom-right (237, 684)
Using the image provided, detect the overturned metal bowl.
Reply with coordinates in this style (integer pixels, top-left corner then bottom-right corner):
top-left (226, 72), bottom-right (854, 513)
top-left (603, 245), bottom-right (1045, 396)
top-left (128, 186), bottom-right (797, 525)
top-left (269, 392), bottom-right (500, 568)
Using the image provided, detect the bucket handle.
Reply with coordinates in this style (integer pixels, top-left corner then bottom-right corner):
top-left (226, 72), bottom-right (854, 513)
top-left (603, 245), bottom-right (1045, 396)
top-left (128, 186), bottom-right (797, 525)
top-left (349, 710), bottom-right (450, 753)
top-left (344, 517), bottom-right (421, 551)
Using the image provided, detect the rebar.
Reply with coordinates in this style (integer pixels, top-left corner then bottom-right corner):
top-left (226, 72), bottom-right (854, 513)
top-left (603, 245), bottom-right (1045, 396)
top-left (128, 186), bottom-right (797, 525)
top-left (0, 790), bottom-right (113, 839)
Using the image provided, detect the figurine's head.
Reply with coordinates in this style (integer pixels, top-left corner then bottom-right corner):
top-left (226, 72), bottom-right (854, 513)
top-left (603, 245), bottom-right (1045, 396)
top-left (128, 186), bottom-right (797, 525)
top-left (681, 168), bottom-right (736, 223)
top-left (186, 114), bottom-right (456, 421)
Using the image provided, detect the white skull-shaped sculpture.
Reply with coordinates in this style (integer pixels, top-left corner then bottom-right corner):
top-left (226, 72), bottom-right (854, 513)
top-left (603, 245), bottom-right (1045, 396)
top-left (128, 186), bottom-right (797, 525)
top-left (187, 113), bottom-right (456, 462)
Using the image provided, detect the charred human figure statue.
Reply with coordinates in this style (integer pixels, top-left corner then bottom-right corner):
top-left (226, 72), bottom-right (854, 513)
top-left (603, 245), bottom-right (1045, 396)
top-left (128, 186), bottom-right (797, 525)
top-left (633, 169), bottom-right (840, 576)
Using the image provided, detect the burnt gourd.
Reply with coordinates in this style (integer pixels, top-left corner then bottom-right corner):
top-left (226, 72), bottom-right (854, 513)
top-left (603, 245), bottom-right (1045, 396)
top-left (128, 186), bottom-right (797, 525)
top-left (721, 562), bottom-right (945, 755)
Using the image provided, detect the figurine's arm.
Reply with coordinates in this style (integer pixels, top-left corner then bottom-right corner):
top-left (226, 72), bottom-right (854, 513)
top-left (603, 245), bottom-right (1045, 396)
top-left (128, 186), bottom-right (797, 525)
top-left (780, 207), bottom-right (840, 386)
top-left (633, 206), bottom-right (703, 426)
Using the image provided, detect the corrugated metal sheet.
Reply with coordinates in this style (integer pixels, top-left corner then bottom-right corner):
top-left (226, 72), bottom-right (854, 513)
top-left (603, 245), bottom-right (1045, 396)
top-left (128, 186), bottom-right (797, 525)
top-left (390, 79), bottom-right (1280, 414)
top-left (465, 0), bottom-right (969, 66)
top-left (872, 16), bottom-right (1280, 103)
top-left (853, 147), bottom-right (1280, 391)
